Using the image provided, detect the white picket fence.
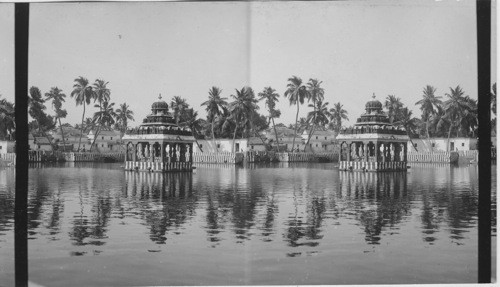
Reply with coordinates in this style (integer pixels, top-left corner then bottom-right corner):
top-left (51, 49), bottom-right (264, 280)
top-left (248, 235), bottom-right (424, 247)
top-left (276, 152), bottom-right (338, 162)
top-left (63, 152), bottom-right (124, 162)
top-left (407, 151), bottom-right (453, 163)
top-left (192, 152), bottom-right (244, 164)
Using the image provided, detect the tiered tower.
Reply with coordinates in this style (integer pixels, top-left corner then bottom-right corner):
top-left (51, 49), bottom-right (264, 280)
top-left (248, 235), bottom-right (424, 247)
top-left (336, 95), bottom-right (409, 171)
top-left (122, 95), bottom-right (195, 172)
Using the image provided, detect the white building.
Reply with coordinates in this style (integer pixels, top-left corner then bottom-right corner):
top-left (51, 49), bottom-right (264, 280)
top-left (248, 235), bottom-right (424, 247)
top-left (301, 129), bottom-right (337, 152)
top-left (29, 135), bottom-right (53, 151)
top-left (88, 130), bottom-right (123, 152)
top-left (264, 127), bottom-right (305, 152)
top-left (193, 137), bottom-right (267, 153)
top-left (0, 140), bottom-right (15, 154)
top-left (408, 137), bottom-right (477, 152)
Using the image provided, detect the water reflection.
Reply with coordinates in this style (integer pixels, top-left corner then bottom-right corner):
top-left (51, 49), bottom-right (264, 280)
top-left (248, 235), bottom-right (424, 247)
top-left (0, 163), bottom-right (491, 285)
top-left (2, 164), bottom-right (482, 250)
top-left (339, 172), bottom-right (410, 245)
top-left (123, 172), bottom-right (196, 244)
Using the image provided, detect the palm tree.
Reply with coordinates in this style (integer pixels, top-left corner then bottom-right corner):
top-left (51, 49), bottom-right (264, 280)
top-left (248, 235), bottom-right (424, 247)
top-left (304, 79), bottom-right (325, 149)
top-left (71, 77), bottom-right (94, 151)
top-left (305, 100), bottom-right (331, 152)
top-left (201, 87), bottom-right (227, 152)
top-left (115, 103), bottom-right (135, 136)
top-left (90, 101), bottom-right (117, 152)
top-left (329, 102), bottom-right (349, 134)
top-left (415, 85), bottom-right (442, 139)
top-left (179, 108), bottom-right (206, 152)
top-left (92, 79), bottom-right (110, 108)
top-left (227, 87), bottom-right (259, 152)
top-left (45, 87), bottom-right (68, 151)
top-left (258, 87), bottom-right (281, 150)
top-left (29, 86), bottom-right (56, 149)
top-left (171, 96), bottom-right (189, 124)
top-left (458, 96), bottom-right (478, 138)
top-left (0, 95), bottom-right (15, 140)
top-left (384, 95), bottom-right (403, 124)
top-left (443, 85), bottom-right (470, 151)
top-left (284, 76), bottom-right (309, 151)
top-left (394, 107), bottom-right (419, 151)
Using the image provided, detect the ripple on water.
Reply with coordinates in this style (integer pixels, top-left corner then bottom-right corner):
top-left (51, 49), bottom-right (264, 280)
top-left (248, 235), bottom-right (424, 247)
top-left (0, 163), bottom-right (488, 285)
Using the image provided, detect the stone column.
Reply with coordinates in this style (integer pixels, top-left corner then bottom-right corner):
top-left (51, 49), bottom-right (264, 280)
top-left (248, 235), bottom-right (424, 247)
top-left (403, 144), bottom-right (408, 162)
top-left (149, 142), bottom-right (154, 162)
top-left (160, 142), bottom-right (164, 163)
top-left (393, 143), bottom-right (399, 162)
top-left (346, 142), bottom-right (351, 162)
top-left (132, 143), bottom-right (136, 162)
top-left (386, 143), bottom-right (390, 162)
top-left (189, 143), bottom-right (193, 163)
top-left (364, 142), bottom-right (369, 162)
top-left (374, 142), bottom-right (379, 162)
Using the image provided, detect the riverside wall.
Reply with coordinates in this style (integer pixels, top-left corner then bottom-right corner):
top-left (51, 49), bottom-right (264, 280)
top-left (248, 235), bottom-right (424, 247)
top-left (191, 151), bottom-right (338, 164)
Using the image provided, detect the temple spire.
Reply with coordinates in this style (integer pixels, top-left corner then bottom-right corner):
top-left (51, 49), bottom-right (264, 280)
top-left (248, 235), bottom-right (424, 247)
top-left (159, 93), bottom-right (162, 100)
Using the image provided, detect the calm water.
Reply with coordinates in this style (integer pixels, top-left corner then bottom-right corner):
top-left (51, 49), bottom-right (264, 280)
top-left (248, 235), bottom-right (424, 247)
top-left (0, 162), bottom-right (495, 286)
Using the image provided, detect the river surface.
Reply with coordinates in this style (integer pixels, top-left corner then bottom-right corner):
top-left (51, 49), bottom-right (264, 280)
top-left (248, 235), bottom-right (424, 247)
top-left (0, 162), bottom-right (495, 286)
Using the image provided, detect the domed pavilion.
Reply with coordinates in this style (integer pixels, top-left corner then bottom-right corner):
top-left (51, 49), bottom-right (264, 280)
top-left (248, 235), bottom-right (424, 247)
top-left (122, 95), bottom-right (195, 172)
top-left (336, 95), bottom-right (409, 172)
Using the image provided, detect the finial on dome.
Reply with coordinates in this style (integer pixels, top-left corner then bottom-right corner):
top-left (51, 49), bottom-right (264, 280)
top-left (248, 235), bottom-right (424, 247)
top-left (159, 93), bottom-right (162, 100)
top-left (372, 93), bottom-right (376, 99)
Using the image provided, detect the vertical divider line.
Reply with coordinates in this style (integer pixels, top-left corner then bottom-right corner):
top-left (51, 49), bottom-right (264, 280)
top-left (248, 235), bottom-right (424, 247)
top-left (476, 0), bottom-right (492, 283)
top-left (15, 3), bottom-right (29, 287)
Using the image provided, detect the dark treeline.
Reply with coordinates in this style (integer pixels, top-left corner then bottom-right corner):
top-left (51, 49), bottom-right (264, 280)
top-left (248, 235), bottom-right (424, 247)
top-left (0, 77), bottom-right (493, 152)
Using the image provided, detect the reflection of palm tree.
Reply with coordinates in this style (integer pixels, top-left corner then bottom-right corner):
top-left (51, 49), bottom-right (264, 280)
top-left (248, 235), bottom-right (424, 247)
top-left (69, 183), bottom-right (90, 246)
top-left (206, 190), bottom-right (223, 243)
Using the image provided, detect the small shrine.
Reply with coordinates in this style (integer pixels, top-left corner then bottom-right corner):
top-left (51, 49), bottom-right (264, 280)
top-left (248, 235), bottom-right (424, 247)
top-left (336, 95), bottom-right (409, 172)
top-left (122, 95), bottom-right (195, 172)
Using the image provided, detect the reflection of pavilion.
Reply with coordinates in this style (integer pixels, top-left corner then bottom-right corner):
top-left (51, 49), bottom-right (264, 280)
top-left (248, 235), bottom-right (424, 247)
top-left (336, 96), bottom-right (409, 172)
top-left (123, 96), bottom-right (195, 172)
top-left (124, 170), bottom-right (193, 199)
top-left (339, 170), bottom-right (410, 245)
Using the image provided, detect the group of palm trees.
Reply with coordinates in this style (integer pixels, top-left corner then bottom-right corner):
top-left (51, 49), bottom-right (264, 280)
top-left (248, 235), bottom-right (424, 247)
top-left (26, 76), bottom-right (135, 152)
top-left (0, 77), bottom-right (495, 154)
top-left (199, 76), bottom-right (350, 152)
top-left (413, 85), bottom-right (481, 150)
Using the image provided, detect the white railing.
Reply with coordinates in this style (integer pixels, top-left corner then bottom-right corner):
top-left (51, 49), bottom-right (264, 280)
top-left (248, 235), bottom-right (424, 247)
top-left (192, 152), bottom-right (244, 164)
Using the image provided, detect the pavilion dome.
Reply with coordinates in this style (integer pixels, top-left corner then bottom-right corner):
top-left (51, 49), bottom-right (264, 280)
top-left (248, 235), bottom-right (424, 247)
top-left (365, 99), bottom-right (383, 110)
top-left (151, 98), bottom-right (169, 112)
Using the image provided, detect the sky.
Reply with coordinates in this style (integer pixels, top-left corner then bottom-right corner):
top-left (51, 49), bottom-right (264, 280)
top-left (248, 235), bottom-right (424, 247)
top-left (0, 0), bottom-right (496, 128)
